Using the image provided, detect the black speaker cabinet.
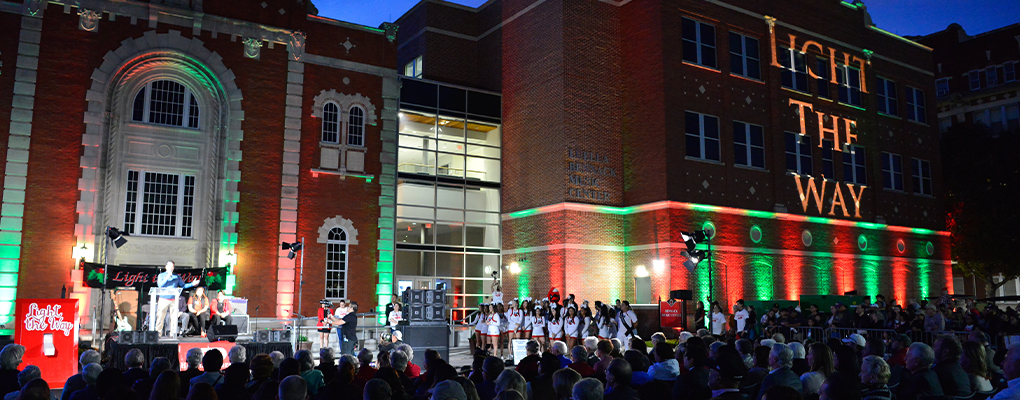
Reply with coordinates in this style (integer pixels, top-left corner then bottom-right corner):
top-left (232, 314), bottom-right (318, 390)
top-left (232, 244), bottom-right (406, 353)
top-left (670, 290), bottom-right (693, 300)
top-left (398, 325), bottom-right (448, 348)
top-left (119, 331), bottom-right (137, 344)
top-left (142, 331), bottom-right (159, 343)
top-left (272, 329), bottom-right (292, 342)
top-left (426, 305), bottom-right (444, 321)
top-left (209, 325), bottom-right (238, 342)
top-left (425, 290), bottom-right (445, 304)
top-left (254, 330), bottom-right (272, 343)
top-left (408, 305), bottom-right (425, 321)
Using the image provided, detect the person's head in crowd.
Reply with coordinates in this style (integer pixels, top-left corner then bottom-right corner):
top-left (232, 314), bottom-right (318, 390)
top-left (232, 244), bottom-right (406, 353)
top-left (150, 370), bottom-right (180, 400)
top-left (860, 355), bottom-right (890, 386)
top-left (572, 378), bottom-right (603, 400)
top-left (224, 360), bottom-right (251, 386)
top-left (753, 346), bottom-right (771, 369)
top-left (961, 340), bottom-right (989, 379)
top-left (378, 350), bottom-right (393, 369)
top-left (295, 350), bottom-right (315, 372)
top-left (760, 339), bottom-right (776, 349)
top-left (583, 337), bottom-right (598, 355)
top-left (397, 344), bottom-right (415, 364)
top-left (552, 368), bottom-right (582, 400)
top-left (968, 329), bottom-right (990, 345)
top-left (17, 365), bottom-right (40, 388)
top-left (610, 338), bottom-right (622, 354)
top-left (842, 334), bottom-right (866, 351)
top-left (279, 358), bottom-right (301, 379)
top-left (269, 351), bottom-right (285, 369)
top-left (494, 369), bottom-right (526, 397)
top-left (596, 340), bottom-right (614, 359)
top-left (891, 334), bottom-right (911, 352)
top-left (833, 345), bottom-right (860, 375)
top-left (819, 371), bottom-right (859, 400)
top-left (629, 337), bottom-right (647, 355)
top-left (651, 332), bottom-right (666, 348)
top-left (96, 367), bottom-right (125, 396)
top-left (19, 378), bottom-right (51, 400)
top-left (551, 341), bottom-right (568, 357)
top-left (653, 342), bottom-right (672, 363)
top-left (540, 353), bottom-right (561, 376)
top-left (82, 363), bottom-right (102, 386)
top-left (495, 390), bottom-right (524, 400)
top-left (318, 346), bottom-right (336, 366)
top-left (703, 336), bottom-right (716, 347)
top-left (452, 376), bottom-right (479, 400)
top-left (1003, 343), bottom-right (1020, 381)
top-left (202, 348), bottom-right (224, 373)
top-left (364, 379), bottom-right (392, 400)
top-left (905, 342), bottom-right (935, 373)
top-left (709, 352), bottom-right (746, 391)
top-left (392, 331), bottom-right (404, 343)
top-left (863, 338), bottom-right (885, 358)
top-left (736, 339), bottom-right (753, 356)
top-left (623, 350), bottom-right (649, 372)
top-left (762, 385), bottom-right (802, 400)
top-left (527, 340), bottom-right (541, 356)
top-left (359, 348), bottom-right (375, 367)
top-left (431, 380), bottom-right (467, 400)
top-left (571, 346), bottom-right (588, 364)
top-left (808, 342), bottom-right (835, 377)
top-left (391, 350), bottom-right (410, 373)
top-left (229, 345), bottom-right (247, 365)
top-left (709, 341), bottom-right (724, 359)
top-left (0, 344), bottom-right (25, 371)
top-left (678, 331), bottom-right (694, 344)
top-left (482, 356), bottom-right (505, 382)
top-left (125, 348), bottom-right (145, 369)
top-left (769, 343), bottom-right (793, 371)
top-left (149, 357), bottom-right (171, 377)
top-left (185, 348), bottom-right (203, 369)
top-left (339, 354), bottom-right (359, 374)
top-left (605, 359), bottom-right (632, 389)
top-left (789, 342), bottom-right (806, 360)
top-left (336, 358), bottom-right (357, 384)
top-left (79, 349), bottom-right (100, 370)
top-left (772, 333), bottom-right (786, 344)
top-left (934, 335), bottom-right (962, 363)
top-left (684, 343), bottom-right (708, 370)
top-left (424, 349), bottom-right (442, 370)
top-left (249, 354), bottom-right (275, 381)
top-left (278, 375), bottom-right (307, 400)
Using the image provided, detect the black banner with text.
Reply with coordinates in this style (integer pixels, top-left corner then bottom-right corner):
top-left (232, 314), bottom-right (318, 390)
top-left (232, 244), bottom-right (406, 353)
top-left (81, 261), bottom-right (227, 291)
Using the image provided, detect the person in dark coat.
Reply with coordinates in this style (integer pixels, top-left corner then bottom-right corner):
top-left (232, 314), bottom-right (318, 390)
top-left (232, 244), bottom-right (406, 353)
top-left (315, 358), bottom-right (360, 400)
top-left (315, 348), bottom-right (337, 384)
top-left (62, 349), bottom-right (100, 400)
top-left (475, 356), bottom-right (504, 400)
top-left (896, 343), bottom-right (943, 400)
top-left (122, 349), bottom-right (149, 385)
top-left (68, 364), bottom-right (103, 400)
top-left (932, 335), bottom-right (971, 397)
top-left (179, 348), bottom-right (204, 395)
top-left (516, 341), bottom-right (541, 382)
top-left (754, 343), bottom-right (801, 400)
top-left (673, 344), bottom-right (712, 400)
top-left (604, 359), bottom-right (639, 400)
top-left (526, 353), bottom-right (560, 400)
top-left (131, 357), bottom-right (171, 398)
top-left (708, 352), bottom-right (747, 400)
top-left (216, 359), bottom-right (253, 400)
top-left (0, 344), bottom-right (25, 398)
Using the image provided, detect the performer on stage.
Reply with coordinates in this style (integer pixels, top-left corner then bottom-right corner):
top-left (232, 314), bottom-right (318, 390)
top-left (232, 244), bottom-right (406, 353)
top-left (154, 260), bottom-right (199, 337)
top-left (317, 300), bottom-right (333, 349)
top-left (211, 290), bottom-right (233, 327)
top-left (331, 302), bottom-right (359, 355)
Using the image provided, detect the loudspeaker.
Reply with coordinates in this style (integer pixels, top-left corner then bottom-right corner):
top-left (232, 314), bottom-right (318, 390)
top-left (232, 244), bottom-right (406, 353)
top-left (142, 331), bottom-right (158, 343)
top-left (408, 305), bottom-right (424, 321)
top-left (670, 290), bottom-right (693, 300)
top-left (210, 325), bottom-right (238, 342)
top-left (254, 330), bottom-right (273, 343)
top-left (272, 329), bottom-right (292, 342)
top-left (425, 290), bottom-right (445, 304)
top-left (119, 331), bottom-right (137, 344)
top-left (398, 325), bottom-right (448, 347)
top-left (426, 305), bottom-right (444, 322)
top-left (118, 331), bottom-right (158, 344)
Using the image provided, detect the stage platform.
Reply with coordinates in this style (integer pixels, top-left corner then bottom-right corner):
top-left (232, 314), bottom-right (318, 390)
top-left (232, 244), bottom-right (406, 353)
top-left (105, 336), bottom-right (293, 371)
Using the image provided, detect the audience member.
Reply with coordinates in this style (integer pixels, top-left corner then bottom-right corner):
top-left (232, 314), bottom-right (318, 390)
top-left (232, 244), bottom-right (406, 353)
top-left (584, 338), bottom-right (600, 367)
top-left (191, 349), bottom-right (225, 388)
top-left (569, 346), bottom-right (595, 377)
top-left (431, 380), bottom-right (466, 400)
top-left (756, 343), bottom-right (801, 400)
top-left (819, 372), bottom-right (860, 400)
top-left (68, 363), bottom-right (102, 400)
top-left (397, 345), bottom-right (422, 379)
top-left (186, 382), bottom-right (217, 400)
top-left (296, 349), bottom-right (325, 395)
top-left (647, 342), bottom-right (679, 381)
top-left (897, 343), bottom-right (943, 400)
top-left (932, 335), bottom-right (971, 396)
top-left (19, 379), bottom-right (51, 400)
top-left (516, 340), bottom-right (541, 382)
top-left (216, 356), bottom-right (252, 400)
top-left (476, 356), bottom-right (504, 400)
top-left (149, 370), bottom-right (181, 400)
top-left (358, 349), bottom-right (379, 383)
top-left (123, 349), bottom-right (149, 384)
top-left (962, 340), bottom-right (995, 393)
top-left (526, 353), bottom-right (560, 400)
top-left (572, 378), bottom-right (603, 400)
top-left (859, 355), bottom-right (892, 400)
top-left (452, 376), bottom-right (480, 400)
top-left (623, 350), bottom-right (651, 386)
top-left (0, 344), bottom-right (26, 396)
top-left (62, 349), bottom-right (100, 400)
top-left (789, 342), bottom-right (809, 376)
top-left (246, 354), bottom-right (275, 396)
top-left (552, 368), bottom-right (581, 400)
top-left (131, 357), bottom-right (170, 397)
top-left (801, 342), bottom-right (834, 395)
top-left (707, 351), bottom-right (746, 400)
top-left (494, 370), bottom-right (526, 398)
top-left (390, 350), bottom-right (415, 394)
top-left (364, 378), bottom-right (392, 400)
top-left (604, 359), bottom-right (638, 400)
top-left (95, 368), bottom-right (126, 399)
top-left (594, 340), bottom-right (615, 377)
top-left (278, 375), bottom-right (307, 400)
top-left (180, 348), bottom-right (205, 395)
top-left (316, 347), bottom-right (337, 385)
top-left (3, 365), bottom-right (39, 400)
top-left (673, 344), bottom-right (711, 400)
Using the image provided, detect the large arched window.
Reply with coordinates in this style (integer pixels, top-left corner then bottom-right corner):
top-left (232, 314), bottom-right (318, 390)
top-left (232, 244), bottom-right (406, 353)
top-left (347, 106), bottom-right (364, 147)
top-left (322, 102), bottom-right (339, 143)
top-left (131, 80), bottom-right (200, 128)
top-left (326, 227), bottom-right (349, 299)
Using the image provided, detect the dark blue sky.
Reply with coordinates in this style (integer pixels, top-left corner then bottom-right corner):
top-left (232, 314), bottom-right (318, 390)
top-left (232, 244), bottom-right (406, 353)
top-left (316, 0), bottom-right (1017, 38)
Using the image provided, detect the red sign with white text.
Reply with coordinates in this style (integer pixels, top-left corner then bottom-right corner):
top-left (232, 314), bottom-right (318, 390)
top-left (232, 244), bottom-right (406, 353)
top-left (659, 299), bottom-right (683, 328)
top-left (14, 299), bottom-right (79, 388)
top-left (177, 342), bottom-right (231, 371)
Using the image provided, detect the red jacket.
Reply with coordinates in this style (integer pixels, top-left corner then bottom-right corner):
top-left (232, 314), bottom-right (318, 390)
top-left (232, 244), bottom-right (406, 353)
top-left (568, 362), bottom-right (595, 377)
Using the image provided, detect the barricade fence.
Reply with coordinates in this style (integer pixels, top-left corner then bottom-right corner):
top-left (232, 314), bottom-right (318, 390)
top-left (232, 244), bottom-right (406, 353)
top-left (812, 327), bottom-right (974, 347)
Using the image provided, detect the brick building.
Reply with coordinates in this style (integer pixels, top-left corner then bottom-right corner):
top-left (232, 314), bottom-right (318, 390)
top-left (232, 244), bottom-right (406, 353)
top-left (397, 0), bottom-right (952, 309)
top-left (0, 0), bottom-right (399, 328)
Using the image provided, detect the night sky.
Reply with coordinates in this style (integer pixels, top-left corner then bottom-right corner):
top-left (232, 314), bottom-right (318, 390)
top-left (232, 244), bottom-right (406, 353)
top-left (316, 0), bottom-right (1017, 38)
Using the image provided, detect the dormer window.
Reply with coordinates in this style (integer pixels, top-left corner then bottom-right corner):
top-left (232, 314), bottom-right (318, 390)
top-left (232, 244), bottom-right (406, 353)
top-left (132, 80), bottom-right (200, 128)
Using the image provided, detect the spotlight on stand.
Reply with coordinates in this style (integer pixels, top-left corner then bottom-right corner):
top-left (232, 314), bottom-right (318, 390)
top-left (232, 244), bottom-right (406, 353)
top-left (680, 230), bottom-right (707, 252)
top-left (106, 227), bottom-right (128, 248)
top-left (281, 241), bottom-right (303, 259)
top-left (682, 249), bottom-right (710, 273)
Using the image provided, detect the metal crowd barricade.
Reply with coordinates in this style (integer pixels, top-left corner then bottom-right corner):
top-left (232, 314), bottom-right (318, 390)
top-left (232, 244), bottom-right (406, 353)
top-left (816, 327), bottom-right (974, 347)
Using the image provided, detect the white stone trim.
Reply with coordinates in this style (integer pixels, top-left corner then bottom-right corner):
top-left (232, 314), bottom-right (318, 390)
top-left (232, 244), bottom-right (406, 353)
top-left (311, 90), bottom-right (378, 126)
top-left (316, 216), bottom-right (359, 245)
top-left (276, 59), bottom-right (304, 318)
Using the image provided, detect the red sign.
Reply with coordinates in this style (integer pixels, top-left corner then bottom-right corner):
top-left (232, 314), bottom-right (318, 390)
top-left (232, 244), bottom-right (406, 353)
top-left (14, 299), bottom-right (79, 388)
top-left (177, 342), bottom-right (231, 371)
top-left (659, 299), bottom-right (683, 328)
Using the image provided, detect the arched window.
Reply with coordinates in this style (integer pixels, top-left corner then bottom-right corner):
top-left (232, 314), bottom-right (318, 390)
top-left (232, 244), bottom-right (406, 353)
top-left (131, 80), bottom-right (200, 128)
top-left (322, 102), bottom-right (339, 143)
top-left (347, 106), bottom-right (364, 147)
top-left (326, 227), bottom-right (349, 299)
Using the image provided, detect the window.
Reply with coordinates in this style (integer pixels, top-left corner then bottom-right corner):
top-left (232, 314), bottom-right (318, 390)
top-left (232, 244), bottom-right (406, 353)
top-left (876, 77), bottom-right (898, 116)
top-left (969, 71), bottom-right (981, 91)
top-left (912, 158), bottom-right (932, 196)
top-left (1006, 62), bottom-right (1017, 82)
top-left (348, 106), bottom-right (365, 147)
top-left (821, 139), bottom-right (835, 178)
top-left (733, 121), bottom-right (765, 169)
top-left (729, 33), bottom-right (760, 80)
top-left (404, 56), bottom-right (423, 79)
top-left (936, 78), bottom-right (950, 97)
top-left (682, 18), bottom-right (717, 69)
top-left (785, 132), bottom-right (812, 175)
top-left (906, 86), bottom-right (927, 124)
top-left (124, 170), bottom-right (196, 237)
top-left (842, 145), bottom-right (867, 185)
top-left (816, 58), bottom-right (832, 99)
top-left (881, 152), bottom-right (904, 191)
top-left (325, 227), bottom-right (349, 299)
top-left (987, 66), bottom-right (998, 87)
top-left (837, 65), bottom-right (862, 107)
top-left (132, 80), bottom-right (200, 128)
top-left (685, 111), bottom-right (720, 161)
top-left (780, 47), bottom-right (809, 93)
top-left (322, 102), bottom-right (340, 143)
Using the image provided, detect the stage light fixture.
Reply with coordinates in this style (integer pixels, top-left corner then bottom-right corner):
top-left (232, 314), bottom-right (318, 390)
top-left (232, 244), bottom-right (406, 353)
top-left (508, 262), bottom-right (521, 274)
top-left (282, 241), bottom-right (304, 259)
top-left (635, 265), bottom-right (649, 277)
top-left (107, 227), bottom-right (128, 248)
top-left (680, 230), bottom-right (707, 252)
top-left (682, 250), bottom-right (710, 273)
top-left (652, 259), bottom-right (665, 273)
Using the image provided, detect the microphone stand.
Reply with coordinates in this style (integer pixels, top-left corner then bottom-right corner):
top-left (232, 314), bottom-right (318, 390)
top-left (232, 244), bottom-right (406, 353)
top-left (254, 306), bottom-right (259, 336)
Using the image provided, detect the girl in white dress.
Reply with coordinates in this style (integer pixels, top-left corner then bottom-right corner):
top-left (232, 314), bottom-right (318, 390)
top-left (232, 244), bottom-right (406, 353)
top-left (547, 308), bottom-right (564, 342)
top-left (615, 300), bottom-right (638, 350)
top-left (564, 306), bottom-right (581, 348)
top-left (519, 300), bottom-right (533, 340)
top-left (506, 300), bottom-right (523, 347)
top-left (711, 303), bottom-right (727, 336)
top-left (474, 304), bottom-right (489, 351)
top-left (596, 304), bottom-right (615, 339)
top-left (531, 306), bottom-right (547, 351)
top-left (486, 305), bottom-right (502, 357)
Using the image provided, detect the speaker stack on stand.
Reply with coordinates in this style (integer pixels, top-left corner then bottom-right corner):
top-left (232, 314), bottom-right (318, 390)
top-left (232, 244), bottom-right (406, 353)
top-left (399, 289), bottom-right (449, 366)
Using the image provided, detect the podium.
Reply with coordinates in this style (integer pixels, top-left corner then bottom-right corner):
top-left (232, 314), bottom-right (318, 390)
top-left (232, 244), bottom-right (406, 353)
top-left (147, 287), bottom-right (181, 339)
